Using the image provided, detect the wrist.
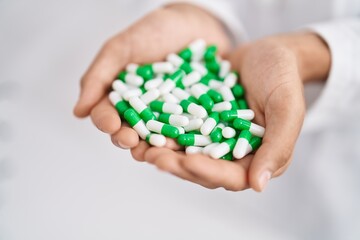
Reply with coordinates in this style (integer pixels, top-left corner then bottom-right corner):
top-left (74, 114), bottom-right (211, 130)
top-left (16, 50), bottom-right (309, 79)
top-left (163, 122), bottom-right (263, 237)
top-left (266, 32), bottom-right (331, 83)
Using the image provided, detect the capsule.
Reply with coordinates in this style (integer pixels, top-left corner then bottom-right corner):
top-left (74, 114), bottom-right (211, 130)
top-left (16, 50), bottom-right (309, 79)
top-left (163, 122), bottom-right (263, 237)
top-left (237, 99), bottom-right (249, 109)
top-left (124, 108), bottom-right (150, 139)
top-left (109, 91), bottom-right (130, 116)
top-left (233, 118), bottom-right (265, 137)
top-left (224, 71), bottom-right (239, 88)
top-left (158, 113), bottom-right (189, 127)
top-left (198, 84), bottom-right (223, 103)
top-left (144, 77), bottom-right (163, 90)
top-left (205, 58), bottom-right (221, 74)
top-left (179, 99), bottom-right (208, 119)
top-left (233, 130), bottom-right (252, 159)
top-left (231, 83), bottom-right (244, 98)
top-left (177, 134), bottom-right (212, 146)
top-left (220, 152), bottom-right (233, 161)
top-left (200, 112), bottom-right (219, 136)
top-left (178, 39), bottom-right (206, 62)
top-left (220, 109), bottom-right (255, 121)
top-left (150, 100), bottom-right (183, 115)
top-left (183, 118), bottom-right (204, 132)
top-left (112, 80), bottom-right (128, 96)
top-left (190, 62), bottom-right (208, 76)
top-left (161, 93), bottom-right (180, 103)
top-left (210, 138), bottom-right (236, 159)
top-left (171, 87), bottom-right (199, 104)
top-left (190, 84), bottom-right (214, 111)
top-left (129, 96), bottom-right (156, 122)
top-left (140, 89), bottom-right (160, 105)
top-left (212, 101), bottom-right (232, 112)
top-left (203, 45), bottom-right (217, 61)
top-left (158, 69), bottom-right (185, 95)
top-left (166, 53), bottom-right (192, 73)
top-left (222, 127), bottom-right (237, 139)
top-left (122, 87), bottom-right (146, 101)
top-left (182, 71), bottom-right (202, 87)
top-left (219, 60), bottom-right (231, 79)
top-left (146, 120), bottom-right (180, 138)
top-left (185, 146), bottom-right (204, 155)
top-left (202, 142), bottom-right (220, 155)
top-left (218, 86), bottom-right (238, 109)
top-left (145, 133), bottom-right (167, 147)
top-left (210, 123), bottom-right (225, 142)
top-left (117, 71), bottom-right (144, 87)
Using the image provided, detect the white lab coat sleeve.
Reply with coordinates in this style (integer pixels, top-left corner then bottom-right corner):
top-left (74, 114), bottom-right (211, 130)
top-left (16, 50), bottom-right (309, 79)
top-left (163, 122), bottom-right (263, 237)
top-left (303, 18), bottom-right (360, 131)
top-left (162, 0), bottom-right (247, 44)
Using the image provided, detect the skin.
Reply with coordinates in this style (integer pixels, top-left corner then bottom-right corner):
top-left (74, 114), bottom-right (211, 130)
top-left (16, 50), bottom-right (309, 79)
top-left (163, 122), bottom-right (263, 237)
top-left (74, 4), bottom-right (331, 192)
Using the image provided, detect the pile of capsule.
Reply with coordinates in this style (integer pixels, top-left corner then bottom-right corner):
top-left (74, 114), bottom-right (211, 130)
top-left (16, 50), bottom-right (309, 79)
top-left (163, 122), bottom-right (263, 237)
top-left (109, 39), bottom-right (265, 160)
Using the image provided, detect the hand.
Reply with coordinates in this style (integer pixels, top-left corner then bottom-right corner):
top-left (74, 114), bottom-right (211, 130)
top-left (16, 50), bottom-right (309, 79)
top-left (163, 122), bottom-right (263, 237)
top-left (134, 33), bottom-right (330, 192)
top-left (73, 4), bottom-right (231, 148)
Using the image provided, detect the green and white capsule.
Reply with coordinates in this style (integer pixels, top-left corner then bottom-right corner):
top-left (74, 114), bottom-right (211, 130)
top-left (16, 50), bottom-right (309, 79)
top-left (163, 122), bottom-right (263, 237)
top-left (128, 63), bottom-right (174, 80)
top-left (182, 71), bottom-right (202, 87)
top-left (158, 113), bottom-right (189, 127)
top-left (146, 120), bottom-right (180, 138)
top-left (185, 146), bottom-right (204, 155)
top-left (202, 142), bottom-right (220, 155)
top-left (109, 91), bottom-right (130, 116)
top-left (171, 87), bottom-right (198, 103)
top-left (124, 108), bottom-right (150, 139)
top-left (166, 53), bottom-right (193, 74)
top-left (179, 99), bottom-right (207, 119)
top-left (117, 71), bottom-right (144, 87)
top-left (210, 123), bottom-right (225, 142)
top-left (139, 89), bottom-right (160, 105)
top-left (123, 87), bottom-right (145, 101)
top-left (212, 101), bottom-right (232, 112)
top-left (210, 138), bottom-right (236, 159)
top-left (184, 118), bottom-right (204, 132)
top-left (233, 118), bottom-right (265, 137)
top-left (178, 39), bottom-right (206, 62)
top-left (177, 134), bottom-right (212, 146)
top-left (233, 130), bottom-right (252, 159)
top-left (129, 96), bottom-right (156, 122)
top-left (145, 133), bottom-right (167, 147)
top-left (219, 60), bottom-right (231, 78)
top-left (190, 84), bottom-right (214, 111)
top-left (150, 100), bottom-right (183, 115)
top-left (220, 109), bottom-right (255, 121)
top-left (222, 126), bottom-right (237, 139)
top-left (200, 112), bottom-right (219, 136)
top-left (191, 62), bottom-right (208, 76)
top-left (218, 86), bottom-right (238, 110)
top-left (112, 80), bottom-right (128, 96)
top-left (158, 69), bottom-right (185, 95)
top-left (161, 93), bottom-right (180, 104)
top-left (197, 83), bottom-right (223, 103)
top-left (224, 71), bottom-right (239, 88)
top-left (220, 152), bottom-right (233, 161)
top-left (144, 77), bottom-right (163, 90)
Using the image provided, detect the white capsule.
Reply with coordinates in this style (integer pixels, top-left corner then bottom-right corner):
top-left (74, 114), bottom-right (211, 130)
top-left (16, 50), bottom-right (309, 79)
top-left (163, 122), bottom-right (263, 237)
top-left (158, 79), bottom-right (176, 95)
top-left (147, 133), bottom-right (166, 147)
top-left (184, 118), bottom-right (204, 132)
top-left (187, 102), bottom-right (208, 118)
top-left (189, 39), bottom-right (206, 61)
top-left (129, 96), bottom-right (147, 114)
top-left (146, 120), bottom-right (164, 134)
top-left (140, 89), bottom-right (160, 105)
top-left (123, 88), bottom-right (143, 101)
top-left (161, 93), bottom-right (180, 103)
top-left (167, 53), bottom-right (184, 67)
top-left (249, 124), bottom-right (265, 137)
top-left (144, 77), bottom-right (163, 90)
top-left (171, 87), bottom-right (191, 100)
top-left (236, 109), bottom-right (255, 120)
top-left (167, 114), bottom-right (189, 127)
top-left (124, 73), bottom-right (144, 87)
top-left (207, 79), bottom-right (223, 89)
top-left (193, 135), bottom-right (212, 146)
top-left (182, 71), bottom-right (202, 87)
top-left (233, 138), bottom-right (250, 159)
top-left (126, 63), bottom-right (138, 73)
top-left (109, 91), bottom-right (122, 106)
top-left (222, 127), bottom-right (236, 139)
top-left (190, 84), bottom-right (206, 99)
top-left (186, 146), bottom-right (204, 155)
top-left (152, 62), bottom-right (175, 74)
top-left (200, 117), bottom-right (217, 136)
top-left (133, 120), bottom-right (150, 140)
top-left (210, 142), bottom-right (231, 159)
top-left (219, 86), bottom-right (235, 101)
top-left (212, 101), bottom-right (232, 112)
top-left (162, 102), bottom-right (183, 115)
top-left (219, 60), bottom-right (231, 79)
top-left (190, 62), bottom-right (207, 76)
top-left (202, 143), bottom-right (220, 155)
top-left (224, 72), bottom-right (238, 88)
top-left (112, 80), bottom-right (128, 96)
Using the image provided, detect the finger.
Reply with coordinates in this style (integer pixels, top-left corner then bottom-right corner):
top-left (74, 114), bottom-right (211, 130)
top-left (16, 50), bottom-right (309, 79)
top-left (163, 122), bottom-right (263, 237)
top-left (144, 148), bottom-right (218, 189)
top-left (249, 82), bottom-right (305, 192)
top-left (90, 97), bottom-right (121, 134)
top-left (131, 141), bottom-right (150, 162)
top-left (180, 154), bottom-right (252, 191)
top-left (74, 35), bottom-right (131, 118)
top-left (110, 124), bottom-right (139, 149)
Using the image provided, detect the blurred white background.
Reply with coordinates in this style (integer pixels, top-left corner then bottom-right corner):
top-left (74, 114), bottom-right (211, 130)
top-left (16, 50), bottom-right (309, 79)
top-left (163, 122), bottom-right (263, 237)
top-left (0, 0), bottom-right (353, 239)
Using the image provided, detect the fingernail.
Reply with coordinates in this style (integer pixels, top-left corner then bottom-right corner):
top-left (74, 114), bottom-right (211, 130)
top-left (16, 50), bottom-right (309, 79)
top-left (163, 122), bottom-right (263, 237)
top-left (118, 142), bottom-right (130, 149)
top-left (259, 171), bottom-right (272, 192)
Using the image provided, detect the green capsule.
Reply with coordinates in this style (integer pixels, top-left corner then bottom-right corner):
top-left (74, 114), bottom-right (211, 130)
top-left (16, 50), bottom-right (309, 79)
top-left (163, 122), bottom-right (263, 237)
top-left (114, 100), bottom-right (129, 116)
top-left (198, 93), bottom-right (214, 112)
top-left (180, 62), bottom-right (193, 74)
top-left (169, 69), bottom-right (185, 84)
top-left (210, 123), bottom-right (225, 143)
top-left (178, 48), bottom-right (192, 62)
top-left (220, 152), bottom-right (233, 161)
top-left (124, 108), bottom-right (141, 127)
top-left (139, 108), bottom-right (156, 122)
top-left (204, 45), bottom-right (217, 61)
top-left (188, 96), bottom-right (199, 104)
top-left (249, 136), bottom-right (262, 151)
top-left (205, 60), bottom-right (220, 74)
top-left (136, 64), bottom-right (154, 80)
top-left (233, 118), bottom-right (251, 131)
top-left (238, 130), bottom-right (252, 141)
top-left (199, 73), bottom-right (217, 86)
top-left (177, 134), bottom-right (211, 146)
top-left (161, 124), bottom-right (180, 138)
top-left (149, 100), bottom-right (164, 112)
top-left (231, 84), bottom-right (245, 98)
top-left (207, 89), bottom-right (223, 103)
top-left (220, 110), bottom-right (236, 122)
top-left (238, 99), bottom-right (249, 109)
top-left (230, 100), bottom-right (239, 110)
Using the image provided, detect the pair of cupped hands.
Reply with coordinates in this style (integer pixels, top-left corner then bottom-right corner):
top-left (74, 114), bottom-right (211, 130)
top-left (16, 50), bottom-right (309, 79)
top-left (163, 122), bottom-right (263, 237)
top-left (73, 4), bottom-right (330, 192)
